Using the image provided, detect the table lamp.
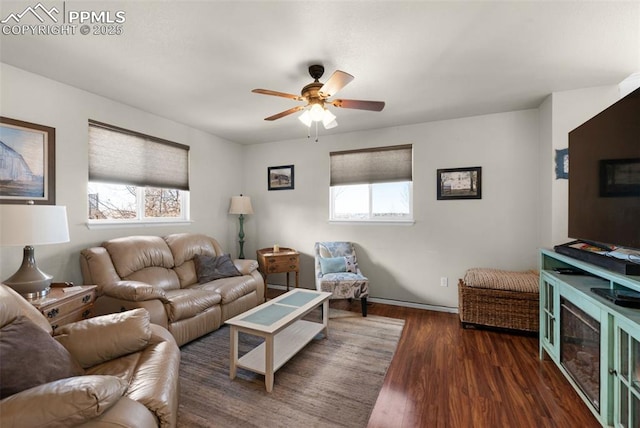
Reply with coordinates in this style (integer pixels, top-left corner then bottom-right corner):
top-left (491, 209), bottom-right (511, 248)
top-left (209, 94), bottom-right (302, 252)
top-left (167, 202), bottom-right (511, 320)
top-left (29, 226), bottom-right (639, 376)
top-left (0, 204), bottom-right (70, 299)
top-left (228, 195), bottom-right (253, 259)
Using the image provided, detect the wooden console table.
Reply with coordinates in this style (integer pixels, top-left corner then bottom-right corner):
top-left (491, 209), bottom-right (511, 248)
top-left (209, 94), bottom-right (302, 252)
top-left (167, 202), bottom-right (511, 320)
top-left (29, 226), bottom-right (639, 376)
top-left (256, 247), bottom-right (300, 300)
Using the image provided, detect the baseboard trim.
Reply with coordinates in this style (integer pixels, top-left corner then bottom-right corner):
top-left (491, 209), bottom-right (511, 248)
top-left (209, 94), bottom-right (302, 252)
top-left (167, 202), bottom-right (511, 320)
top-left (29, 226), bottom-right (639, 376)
top-left (265, 284), bottom-right (459, 314)
top-left (368, 297), bottom-right (458, 314)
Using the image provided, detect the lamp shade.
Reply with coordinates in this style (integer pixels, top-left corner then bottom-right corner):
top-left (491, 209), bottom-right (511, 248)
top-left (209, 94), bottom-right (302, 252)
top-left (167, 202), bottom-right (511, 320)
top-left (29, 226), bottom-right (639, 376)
top-left (228, 195), bottom-right (254, 215)
top-left (0, 205), bottom-right (70, 246)
top-left (299, 110), bottom-right (312, 127)
top-left (322, 110), bottom-right (337, 129)
top-left (1, 205), bottom-right (70, 299)
top-left (309, 104), bottom-right (325, 121)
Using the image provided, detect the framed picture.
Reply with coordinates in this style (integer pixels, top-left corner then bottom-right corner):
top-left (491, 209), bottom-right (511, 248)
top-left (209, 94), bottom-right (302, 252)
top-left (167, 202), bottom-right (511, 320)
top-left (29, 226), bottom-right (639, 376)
top-left (437, 166), bottom-right (482, 200)
top-left (600, 158), bottom-right (640, 197)
top-left (0, 117), bottom-right (56, 205)
top-left (268, 164), bottom-right (294, 191)
top-left (555, 148), bottom-right (569, 179)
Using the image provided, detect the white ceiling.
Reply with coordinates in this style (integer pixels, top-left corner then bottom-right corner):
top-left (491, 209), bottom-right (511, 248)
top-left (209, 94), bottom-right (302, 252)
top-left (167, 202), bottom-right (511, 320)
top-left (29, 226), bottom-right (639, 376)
top-left (1, 1), bottom-right (639, 144)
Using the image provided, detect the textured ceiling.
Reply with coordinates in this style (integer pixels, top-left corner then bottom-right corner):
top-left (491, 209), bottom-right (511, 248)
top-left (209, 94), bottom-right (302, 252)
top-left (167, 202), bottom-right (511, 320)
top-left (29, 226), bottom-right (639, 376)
top-left (0, 1), bottom-right (639, 144)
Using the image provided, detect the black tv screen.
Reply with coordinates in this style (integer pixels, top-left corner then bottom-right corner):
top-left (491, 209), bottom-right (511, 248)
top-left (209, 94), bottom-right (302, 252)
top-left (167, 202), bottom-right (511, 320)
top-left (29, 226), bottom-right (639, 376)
top-left (568, 87), bottom-right (640, 250)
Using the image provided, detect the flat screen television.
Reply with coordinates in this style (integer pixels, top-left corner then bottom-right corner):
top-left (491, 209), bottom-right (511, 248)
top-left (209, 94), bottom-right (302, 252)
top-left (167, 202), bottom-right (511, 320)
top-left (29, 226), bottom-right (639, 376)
top-left (568, 87), bottom-right (640, 251)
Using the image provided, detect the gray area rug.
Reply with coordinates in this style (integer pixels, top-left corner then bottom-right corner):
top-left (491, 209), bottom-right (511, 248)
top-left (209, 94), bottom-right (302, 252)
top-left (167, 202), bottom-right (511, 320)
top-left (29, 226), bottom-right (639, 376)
top-left (177, 309), bottom-right (405, 428)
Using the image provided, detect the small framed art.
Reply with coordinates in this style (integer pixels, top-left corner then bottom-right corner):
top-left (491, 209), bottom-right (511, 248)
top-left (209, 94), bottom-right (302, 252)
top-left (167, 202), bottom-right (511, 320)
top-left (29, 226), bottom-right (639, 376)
top-left (268, 165), bottom-right (294, 191)
top-left (437, 166), bottom-right (482, 200)
top-left (555, 148), bottom-right (569, 180)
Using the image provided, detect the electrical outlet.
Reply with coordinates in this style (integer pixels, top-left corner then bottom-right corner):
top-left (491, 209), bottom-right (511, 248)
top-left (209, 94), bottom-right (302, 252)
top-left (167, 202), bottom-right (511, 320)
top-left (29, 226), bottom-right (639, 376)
top-left (440, 277), bottom-right (448, 287)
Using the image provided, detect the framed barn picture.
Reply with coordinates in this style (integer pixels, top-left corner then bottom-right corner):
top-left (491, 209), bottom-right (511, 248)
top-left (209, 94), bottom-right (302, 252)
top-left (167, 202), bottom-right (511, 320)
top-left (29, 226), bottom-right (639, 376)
top-left (0, 117), bottom-right (56, 205)
top-left (268, 165), bottom-right (294, 191)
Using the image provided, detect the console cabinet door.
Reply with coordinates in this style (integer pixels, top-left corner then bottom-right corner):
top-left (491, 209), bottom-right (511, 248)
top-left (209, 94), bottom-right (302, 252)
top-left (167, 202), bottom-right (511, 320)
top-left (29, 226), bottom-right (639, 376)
top-left (540, 272), bottom-right (560, 360)
top-left (615, 318), bottom-right (640, 428)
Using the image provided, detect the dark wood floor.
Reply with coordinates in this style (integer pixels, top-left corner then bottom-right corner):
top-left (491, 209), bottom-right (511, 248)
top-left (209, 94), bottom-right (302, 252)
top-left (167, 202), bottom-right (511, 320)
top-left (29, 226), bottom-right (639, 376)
top-left (268, 288), bottom-right (600, 428)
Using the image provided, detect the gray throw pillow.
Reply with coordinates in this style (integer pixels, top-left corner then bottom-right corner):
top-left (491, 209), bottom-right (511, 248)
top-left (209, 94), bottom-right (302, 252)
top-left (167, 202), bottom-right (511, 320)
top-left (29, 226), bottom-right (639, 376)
top-left (193, 253), bottom-right (242, 283)
top-left (0, 316), bottom-right (84, 398)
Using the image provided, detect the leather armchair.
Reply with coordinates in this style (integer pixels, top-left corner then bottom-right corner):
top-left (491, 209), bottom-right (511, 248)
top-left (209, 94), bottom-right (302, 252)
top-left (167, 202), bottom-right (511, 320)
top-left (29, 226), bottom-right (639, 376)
top-left (0, 284), bottom-right (180, 427)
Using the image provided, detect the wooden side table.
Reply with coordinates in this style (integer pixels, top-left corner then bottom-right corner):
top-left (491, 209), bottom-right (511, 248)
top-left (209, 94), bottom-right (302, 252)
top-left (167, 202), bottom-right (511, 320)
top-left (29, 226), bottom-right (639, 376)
top-left (30, 285), bottom-right (97, 332)
top-left (256, 247), bottom-right (300, 300)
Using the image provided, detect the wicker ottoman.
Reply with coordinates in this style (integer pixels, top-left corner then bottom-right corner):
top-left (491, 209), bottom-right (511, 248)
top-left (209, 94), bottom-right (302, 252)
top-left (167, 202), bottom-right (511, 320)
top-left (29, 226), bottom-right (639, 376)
top-left (458, 268), bottom-right (539, 333)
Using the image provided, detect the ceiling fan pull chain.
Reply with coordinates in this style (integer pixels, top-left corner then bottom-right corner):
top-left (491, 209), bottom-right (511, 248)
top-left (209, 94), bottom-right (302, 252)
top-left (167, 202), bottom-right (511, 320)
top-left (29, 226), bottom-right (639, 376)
top-left (315, 121), bottom-right (319, 142)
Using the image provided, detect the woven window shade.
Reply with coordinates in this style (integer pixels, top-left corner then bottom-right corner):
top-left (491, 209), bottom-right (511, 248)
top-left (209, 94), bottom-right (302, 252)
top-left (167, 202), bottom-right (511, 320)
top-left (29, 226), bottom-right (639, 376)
top-left (330, 144), bottom-right (412, 186)
top-left (89, 120), bottom-right (190, 190)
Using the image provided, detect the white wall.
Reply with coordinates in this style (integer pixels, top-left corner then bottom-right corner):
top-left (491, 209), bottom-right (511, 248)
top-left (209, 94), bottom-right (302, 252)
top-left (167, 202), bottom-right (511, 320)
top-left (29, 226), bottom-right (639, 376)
top-left (0, 64), bottom-right (244, 285)
top-left (242, 110), bottom-right (541, 310)
top-left (1, 61), bottom-right (626, 310)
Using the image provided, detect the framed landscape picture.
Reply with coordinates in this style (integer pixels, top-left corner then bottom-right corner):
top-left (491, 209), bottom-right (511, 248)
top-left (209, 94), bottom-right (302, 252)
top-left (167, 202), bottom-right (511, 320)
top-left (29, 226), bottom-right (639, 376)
top-left (0, 117), bottom-right (56, 205)
top-left (437, 166), bottom-right (482, 200)
top-left (268, 165), bottom-right (294, 190)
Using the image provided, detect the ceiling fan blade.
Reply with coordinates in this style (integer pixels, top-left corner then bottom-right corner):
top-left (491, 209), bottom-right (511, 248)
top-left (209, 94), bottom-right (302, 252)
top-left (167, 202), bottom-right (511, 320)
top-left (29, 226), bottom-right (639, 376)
top-left (264, 105), bottom-right (305, 121)
top-left (252, 89), bottom-right (304, 101)
top-left (318, 70), bottom-right (354, 98)
top-left (331, 99), bottom-right (385, 111)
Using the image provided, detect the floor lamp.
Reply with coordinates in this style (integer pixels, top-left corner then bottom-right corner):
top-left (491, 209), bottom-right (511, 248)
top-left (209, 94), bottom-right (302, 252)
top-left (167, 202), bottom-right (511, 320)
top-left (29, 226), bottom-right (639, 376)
top-left (0, 204), bottom-right (70, 299)
top-left (228, 195), bottom-right (253, 259)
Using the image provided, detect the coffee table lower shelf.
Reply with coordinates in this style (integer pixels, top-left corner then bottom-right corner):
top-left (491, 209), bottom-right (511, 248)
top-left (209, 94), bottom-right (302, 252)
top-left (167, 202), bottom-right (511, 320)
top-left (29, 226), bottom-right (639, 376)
top-left (236, 320), bottom-right (325, 375)
top-left (227, 289), bottom-right (331, 392)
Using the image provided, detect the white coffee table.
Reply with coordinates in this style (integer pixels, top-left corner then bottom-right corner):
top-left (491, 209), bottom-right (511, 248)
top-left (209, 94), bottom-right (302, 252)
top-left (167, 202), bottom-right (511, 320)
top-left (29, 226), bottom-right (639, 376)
top-left (226, 289), bottom-right (331, 392)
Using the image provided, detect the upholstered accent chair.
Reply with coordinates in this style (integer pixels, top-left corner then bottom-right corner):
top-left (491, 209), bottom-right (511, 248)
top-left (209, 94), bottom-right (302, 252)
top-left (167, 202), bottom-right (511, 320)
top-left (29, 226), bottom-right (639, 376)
top-left (314, 242), bottom-right (369, 316)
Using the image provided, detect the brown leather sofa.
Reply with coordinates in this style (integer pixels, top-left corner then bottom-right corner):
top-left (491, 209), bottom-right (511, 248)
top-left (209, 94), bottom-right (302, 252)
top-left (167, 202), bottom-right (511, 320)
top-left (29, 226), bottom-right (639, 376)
top-left (0, 284), bottom-right (180, 427)
top-left (80, 233), bottom-right (265, 346)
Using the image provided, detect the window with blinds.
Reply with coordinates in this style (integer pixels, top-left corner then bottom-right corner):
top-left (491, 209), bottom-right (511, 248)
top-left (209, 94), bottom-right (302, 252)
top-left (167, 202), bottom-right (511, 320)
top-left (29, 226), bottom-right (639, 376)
top-left (87, 120), bottom-right (190, 222)
top-left (329, 144), bottom-right (413, 221)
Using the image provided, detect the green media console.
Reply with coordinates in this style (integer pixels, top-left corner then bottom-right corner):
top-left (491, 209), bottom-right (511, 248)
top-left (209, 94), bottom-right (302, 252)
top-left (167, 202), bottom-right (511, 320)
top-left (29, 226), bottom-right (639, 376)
top-left (539, 249), bottom-right (640, 427)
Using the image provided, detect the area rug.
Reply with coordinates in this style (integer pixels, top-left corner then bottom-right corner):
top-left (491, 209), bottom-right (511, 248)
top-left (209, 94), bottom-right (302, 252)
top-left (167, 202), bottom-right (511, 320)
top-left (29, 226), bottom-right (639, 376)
top-left (177, 309), bottom-right (405, 428)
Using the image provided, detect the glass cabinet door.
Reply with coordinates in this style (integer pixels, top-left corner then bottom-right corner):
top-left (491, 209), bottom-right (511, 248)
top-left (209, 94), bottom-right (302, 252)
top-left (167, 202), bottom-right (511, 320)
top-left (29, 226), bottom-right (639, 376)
top-left (615, 319), bottom-right (640, 428)
top-left (540, 274), bottom-right (559, 359)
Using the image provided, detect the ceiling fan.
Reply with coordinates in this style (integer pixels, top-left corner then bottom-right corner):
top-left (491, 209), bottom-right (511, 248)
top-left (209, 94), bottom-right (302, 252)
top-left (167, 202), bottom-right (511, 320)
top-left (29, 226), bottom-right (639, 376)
top-left (252, 65), bottom-right (385, 131)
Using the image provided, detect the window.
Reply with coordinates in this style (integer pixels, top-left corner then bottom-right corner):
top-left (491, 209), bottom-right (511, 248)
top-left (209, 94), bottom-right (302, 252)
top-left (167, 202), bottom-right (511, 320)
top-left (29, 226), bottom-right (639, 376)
top-left (88, 120), bottom-right (190, 223)
top-left (330, 145), bottom-right (413, 222)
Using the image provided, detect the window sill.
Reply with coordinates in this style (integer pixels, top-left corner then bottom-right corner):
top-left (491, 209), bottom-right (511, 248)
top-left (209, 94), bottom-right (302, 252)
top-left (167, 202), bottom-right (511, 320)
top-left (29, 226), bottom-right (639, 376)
top-left (328, 219), bottom-right (415, 226)
top-left (86, 220), bottom-right (193, 230)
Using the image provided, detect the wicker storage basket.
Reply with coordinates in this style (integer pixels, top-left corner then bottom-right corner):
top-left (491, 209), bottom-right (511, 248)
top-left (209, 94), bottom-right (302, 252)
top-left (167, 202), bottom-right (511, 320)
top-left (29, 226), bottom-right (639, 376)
top-left (458, 279), bottom-right (539, 333)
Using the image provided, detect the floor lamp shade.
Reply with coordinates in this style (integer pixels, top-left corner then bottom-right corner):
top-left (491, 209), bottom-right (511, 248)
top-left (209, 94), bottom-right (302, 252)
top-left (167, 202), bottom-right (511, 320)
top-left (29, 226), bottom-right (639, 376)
top-left (0, 205), bottom-right (70, 299)
top-left (228, 195), bottom-right (253, 259)
top-left (228, 195), bottom-right (254, 215)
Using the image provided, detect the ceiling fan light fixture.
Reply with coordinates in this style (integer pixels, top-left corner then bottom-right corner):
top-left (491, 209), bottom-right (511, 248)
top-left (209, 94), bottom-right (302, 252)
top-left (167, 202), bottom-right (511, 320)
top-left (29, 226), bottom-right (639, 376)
top-left (322, 109), bottom-right (337, 128)
top-left (309, 103), bottom-right (325, 122)
top-left (323, 118), bottom-right (338, 130)
top-left (298, 110), bottom-right (312, 127)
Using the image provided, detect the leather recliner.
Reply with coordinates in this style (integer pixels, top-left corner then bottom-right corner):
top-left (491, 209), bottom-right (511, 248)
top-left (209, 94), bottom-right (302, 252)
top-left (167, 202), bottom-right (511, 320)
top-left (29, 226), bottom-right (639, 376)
top-left (0, 284), bottom-right (180, 427)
